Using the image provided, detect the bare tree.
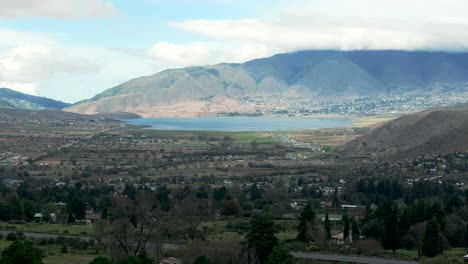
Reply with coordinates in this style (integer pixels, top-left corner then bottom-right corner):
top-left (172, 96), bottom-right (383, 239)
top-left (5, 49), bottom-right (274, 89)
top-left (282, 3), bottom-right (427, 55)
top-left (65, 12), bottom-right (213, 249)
top-left (104, 192), bottom-right (162, 260)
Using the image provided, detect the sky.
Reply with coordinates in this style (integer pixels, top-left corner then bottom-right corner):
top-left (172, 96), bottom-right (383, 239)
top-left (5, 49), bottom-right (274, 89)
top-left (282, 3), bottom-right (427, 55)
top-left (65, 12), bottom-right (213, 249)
top-left (1, 0), bottom-right (468, 103)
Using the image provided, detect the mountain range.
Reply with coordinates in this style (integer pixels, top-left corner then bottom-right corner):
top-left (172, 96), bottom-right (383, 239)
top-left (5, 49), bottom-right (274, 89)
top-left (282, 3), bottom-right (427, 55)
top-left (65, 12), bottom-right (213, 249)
top-left (66, 50), bottom-right (468, 116)
top-left (340, 103), bottom-right (468, 160)
top-left (0, 88), bottom-right (70, 110)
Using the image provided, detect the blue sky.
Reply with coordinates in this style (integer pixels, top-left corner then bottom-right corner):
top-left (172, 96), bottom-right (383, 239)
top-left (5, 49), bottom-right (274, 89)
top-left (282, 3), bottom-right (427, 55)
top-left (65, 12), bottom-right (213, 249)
top-left (1, 0), bottom-right (467, 103)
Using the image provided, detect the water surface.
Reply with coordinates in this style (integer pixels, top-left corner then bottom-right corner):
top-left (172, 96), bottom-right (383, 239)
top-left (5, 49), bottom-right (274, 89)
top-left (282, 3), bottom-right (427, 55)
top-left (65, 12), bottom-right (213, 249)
top-left (125, 116), bottom-right (351, 131)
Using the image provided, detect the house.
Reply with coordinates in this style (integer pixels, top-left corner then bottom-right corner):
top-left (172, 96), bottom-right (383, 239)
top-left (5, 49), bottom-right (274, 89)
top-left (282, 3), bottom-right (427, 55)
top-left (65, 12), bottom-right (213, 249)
top-left (34, 213), bottom-right (43, 223)
top-left (290, 199), bottom-right (308, 210)
top-left (49, 213), bottom-right (57, 223)
top-left (160, 257), bottom-right (182, 264)
top-left (85, 210), bottom-right (101, 224)
top-left (331, 232), bottom-right (344, 244)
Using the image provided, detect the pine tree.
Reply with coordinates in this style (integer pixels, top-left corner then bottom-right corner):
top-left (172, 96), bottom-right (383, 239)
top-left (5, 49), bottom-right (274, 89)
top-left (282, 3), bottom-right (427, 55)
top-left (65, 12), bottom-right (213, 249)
top-left (422, 217), bottom-right (443, 257)
top-left (246, 214), bottom-right (278, 264)
top-left (297, 204), bottom-right (316, 243)
top-left (324, 211), bottom-right (331, 240)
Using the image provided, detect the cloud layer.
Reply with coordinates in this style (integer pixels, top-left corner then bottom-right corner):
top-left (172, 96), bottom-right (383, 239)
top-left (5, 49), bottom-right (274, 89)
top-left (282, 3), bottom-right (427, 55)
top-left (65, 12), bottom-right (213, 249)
top-left (2, 0), bottom-right (468, 102)
top-left (149, 0), bottom-right (468, 66)
top-left (0, 0), bottom-right (118, 19)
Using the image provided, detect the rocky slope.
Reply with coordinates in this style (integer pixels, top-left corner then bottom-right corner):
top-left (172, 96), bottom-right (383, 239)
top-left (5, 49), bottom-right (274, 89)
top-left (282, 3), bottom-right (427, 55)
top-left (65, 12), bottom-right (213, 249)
top-left (340, 104), bottom-right (468, 160)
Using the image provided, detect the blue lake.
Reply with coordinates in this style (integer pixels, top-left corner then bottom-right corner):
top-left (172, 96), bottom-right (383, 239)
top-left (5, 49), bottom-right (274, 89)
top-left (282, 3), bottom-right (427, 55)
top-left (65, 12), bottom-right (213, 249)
top-left (125, 116), bottom-right (352, 131)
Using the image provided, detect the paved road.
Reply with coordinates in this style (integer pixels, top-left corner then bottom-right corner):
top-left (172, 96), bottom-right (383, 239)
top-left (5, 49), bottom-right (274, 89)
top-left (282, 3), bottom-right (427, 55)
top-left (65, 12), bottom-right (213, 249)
top-left (0, 230), bottom-right (181, 250)
top-left (292, 252), bottom-right (418, 264)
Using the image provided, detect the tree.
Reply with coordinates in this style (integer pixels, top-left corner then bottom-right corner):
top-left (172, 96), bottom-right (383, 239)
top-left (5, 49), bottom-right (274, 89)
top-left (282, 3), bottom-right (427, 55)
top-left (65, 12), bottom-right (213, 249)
top-left (378, 202), bottom-right (400, 252)
top-left (352, 220), bottom-right (360, 242)
top-left (108, 194), bottom-right (161, 259)
top-left (194, 255), bottom-right (212, 264)
top-left (265, 245), bottom-right (295, 264)
top-left (246, 214), bottom-right (278, 264)
top-left (89, 256), bottom-right (112, 264)
top-left (0, 240), bottom-right (43, 264)
top-left (156, 186), bottom-right (171, 212)
top-left (250, 184), bottom-right (262, 201)
top-left (7, 194), bottom-right (24, 220)
top-left (324, 211), bottom-right (331, 240)
top-left (213, 187), bottom-right (227, 201)
top-left (222, 200), bottom-right (240, 216)
top-left (408, 222), bottom-right (426, 261)
top-left (422, 217), bottom-right (443, 257)
top-left (297, 204), bottom-right (316, 243)
top-left (343, 214), bottom-right (350, 242)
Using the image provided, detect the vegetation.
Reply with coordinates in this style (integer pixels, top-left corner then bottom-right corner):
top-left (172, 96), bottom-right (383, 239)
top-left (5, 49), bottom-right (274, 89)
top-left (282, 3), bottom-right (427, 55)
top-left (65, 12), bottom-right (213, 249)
top-left (0, 108), bottom-right (466, 264)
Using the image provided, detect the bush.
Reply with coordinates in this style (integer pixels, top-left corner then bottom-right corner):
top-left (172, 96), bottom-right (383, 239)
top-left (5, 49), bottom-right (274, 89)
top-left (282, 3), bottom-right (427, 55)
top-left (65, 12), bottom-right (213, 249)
top-left (16, 231), bottom-right (25, 240)
top-left (61, 245), bottom-right (68, 253)
top-left (89, 256), bottom-right (112, 264)
top-left (1, 240), bottom-right (43, 264)
top-left (6, 232), bottom-right (17, 241)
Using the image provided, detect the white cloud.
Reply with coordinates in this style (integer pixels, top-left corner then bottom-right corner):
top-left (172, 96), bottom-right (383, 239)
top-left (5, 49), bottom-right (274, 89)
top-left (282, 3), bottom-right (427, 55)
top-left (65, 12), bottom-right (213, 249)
top-left (0, 43), bottom-right (99, 96)
top-left (148, 0), bottom-right (468, 66)
top-left (170, 16), bottom-right (468, 52)
top-left (148, 41), bottom-right (274, 67)
top-left (0, 28), bottom-right (155, 102)
top-left (0, 0), bottom-right (118, 19)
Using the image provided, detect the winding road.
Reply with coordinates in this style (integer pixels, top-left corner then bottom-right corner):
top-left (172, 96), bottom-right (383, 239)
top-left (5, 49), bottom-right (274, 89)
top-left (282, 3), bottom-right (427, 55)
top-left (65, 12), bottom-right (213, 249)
top-left (292, 252), bottom-right (418, 264)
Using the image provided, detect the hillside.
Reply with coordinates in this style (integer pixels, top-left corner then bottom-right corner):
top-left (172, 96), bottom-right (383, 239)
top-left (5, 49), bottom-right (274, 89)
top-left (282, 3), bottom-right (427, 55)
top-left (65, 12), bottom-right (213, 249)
top-left (67, 50), bottom-right (468, 116)
top-left (340, 104), bottom-right (468, 160)
top-left (0, 88), bottom-right (70, 110)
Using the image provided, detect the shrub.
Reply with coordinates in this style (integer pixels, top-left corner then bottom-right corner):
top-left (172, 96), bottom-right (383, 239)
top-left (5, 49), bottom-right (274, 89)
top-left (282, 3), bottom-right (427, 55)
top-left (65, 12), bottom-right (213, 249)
top-left (6, 232), bottom-right (17, 241)
top-left (61, 245), bottom-right (68, 253)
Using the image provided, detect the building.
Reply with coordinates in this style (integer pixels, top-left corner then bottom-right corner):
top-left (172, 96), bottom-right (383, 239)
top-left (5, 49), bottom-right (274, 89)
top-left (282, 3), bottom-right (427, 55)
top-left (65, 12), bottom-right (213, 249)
top-left (34, 213), bottom-right (43, 223)
top-left (85, 210), bottom-right (101, 224)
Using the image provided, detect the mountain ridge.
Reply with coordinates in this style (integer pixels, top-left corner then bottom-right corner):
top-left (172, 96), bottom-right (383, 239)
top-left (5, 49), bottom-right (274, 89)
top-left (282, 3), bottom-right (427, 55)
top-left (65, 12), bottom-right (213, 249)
top-left (67, 50), bottom-right (468, 116)
top-left (0, 88), bottom-right (70, 110)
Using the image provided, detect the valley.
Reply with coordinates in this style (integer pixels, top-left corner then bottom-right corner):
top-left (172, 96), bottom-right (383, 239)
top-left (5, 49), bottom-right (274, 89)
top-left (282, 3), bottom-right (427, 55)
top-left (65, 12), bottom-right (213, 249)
top-left (0, 106), bottom-right (466, 264)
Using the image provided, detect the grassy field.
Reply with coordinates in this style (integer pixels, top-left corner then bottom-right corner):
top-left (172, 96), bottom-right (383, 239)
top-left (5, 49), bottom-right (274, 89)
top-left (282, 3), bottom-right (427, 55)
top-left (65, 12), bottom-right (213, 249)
top-left (0, 223), bottom-right (93, 237)
top-left (43, 254), bottom-right (97, 264)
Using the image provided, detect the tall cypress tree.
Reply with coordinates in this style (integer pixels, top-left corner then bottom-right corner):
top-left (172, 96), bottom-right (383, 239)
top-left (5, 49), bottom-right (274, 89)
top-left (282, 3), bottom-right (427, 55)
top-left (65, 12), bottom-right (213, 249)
top-left (343, 214), bottom-right (350, 242)
top-left (352, 220), bottom-right (360, 242)
top-left (422, 217), bottom-right (443, 257)
top-left (297, 204), bottom-right (316, 243)
top-left (383, 207), bottom-right (400, 252)
top-left (324, 211), bottom-right (331, 240)
top-left (378, 202), bottom-right (400, 252)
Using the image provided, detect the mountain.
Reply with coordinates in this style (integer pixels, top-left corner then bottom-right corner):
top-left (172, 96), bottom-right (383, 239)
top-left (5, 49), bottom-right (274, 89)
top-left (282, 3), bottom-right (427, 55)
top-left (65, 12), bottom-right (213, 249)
top-left (0, 88), bottom-right (70, 110)
top-left (67, 50), bottom-right (468, 116)
top-left (339, 103), bottom-right (468, 160)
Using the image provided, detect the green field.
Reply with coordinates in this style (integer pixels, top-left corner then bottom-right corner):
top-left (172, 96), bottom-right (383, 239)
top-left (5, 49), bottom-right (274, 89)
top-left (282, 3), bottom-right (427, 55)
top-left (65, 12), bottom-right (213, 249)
top-left (0, 223), bottom-right (93, 237)
top-left (44, 254), bottom-right (97, 264)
